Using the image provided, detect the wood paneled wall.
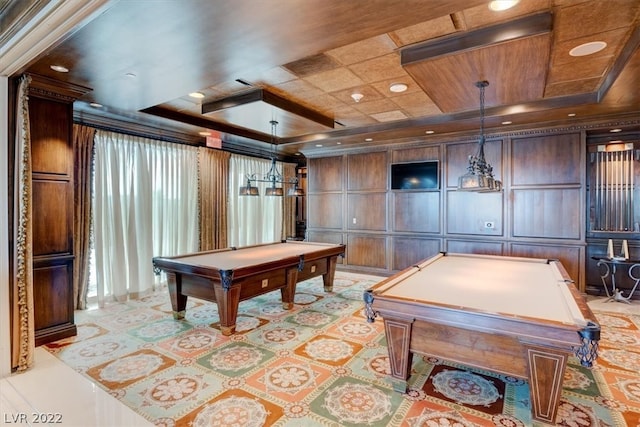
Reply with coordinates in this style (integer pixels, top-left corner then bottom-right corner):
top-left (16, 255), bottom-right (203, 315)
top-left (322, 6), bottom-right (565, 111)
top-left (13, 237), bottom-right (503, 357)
top-left (26, 75), bottom-right (89, 345)
top-left (306, 129), bottom-right (588, 290)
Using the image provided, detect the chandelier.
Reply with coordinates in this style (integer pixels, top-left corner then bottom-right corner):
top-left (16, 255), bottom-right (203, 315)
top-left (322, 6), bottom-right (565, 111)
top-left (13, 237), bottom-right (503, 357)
top-left (239, 120), bottom-right (304, 197)
top-left (457, 81), bottom-right (502, 192)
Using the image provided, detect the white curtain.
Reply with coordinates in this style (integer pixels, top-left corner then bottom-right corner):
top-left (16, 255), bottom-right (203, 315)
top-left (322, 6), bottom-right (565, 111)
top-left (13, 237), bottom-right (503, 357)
top-left (93, 131), bottom-right (199, 305)
top-left (228, 155), bottom-right (283, 246)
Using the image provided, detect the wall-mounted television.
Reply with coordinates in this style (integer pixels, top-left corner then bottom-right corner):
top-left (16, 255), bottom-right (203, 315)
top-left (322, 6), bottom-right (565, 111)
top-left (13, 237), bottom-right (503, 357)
top-left (391, 161), bottom-right (439, 190)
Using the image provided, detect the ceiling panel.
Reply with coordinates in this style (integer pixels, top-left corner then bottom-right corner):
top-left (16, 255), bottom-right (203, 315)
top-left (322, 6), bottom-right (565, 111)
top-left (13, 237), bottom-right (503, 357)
top-left (404, 33), bottom-right (551, 112)
top-left (7, 0), bottom-right (638, 156)
top-left (201, 89), bottom-right (334, 138)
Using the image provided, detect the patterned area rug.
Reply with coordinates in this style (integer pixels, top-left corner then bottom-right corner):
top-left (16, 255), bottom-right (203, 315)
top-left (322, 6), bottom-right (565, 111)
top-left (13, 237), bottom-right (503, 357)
top-left (45, 272), bottom-right (640, 426)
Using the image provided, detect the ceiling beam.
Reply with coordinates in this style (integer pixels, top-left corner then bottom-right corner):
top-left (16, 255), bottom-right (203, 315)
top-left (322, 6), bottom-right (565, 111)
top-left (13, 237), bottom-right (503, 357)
top-left (401, 11), bottom-right (553, 65)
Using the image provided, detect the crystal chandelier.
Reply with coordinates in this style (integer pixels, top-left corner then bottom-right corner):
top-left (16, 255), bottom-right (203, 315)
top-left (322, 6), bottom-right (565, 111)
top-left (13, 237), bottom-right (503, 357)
top-left (457, 81), bottom-right (502, 192)
top-left (239, 120), bottom-right (304, 197)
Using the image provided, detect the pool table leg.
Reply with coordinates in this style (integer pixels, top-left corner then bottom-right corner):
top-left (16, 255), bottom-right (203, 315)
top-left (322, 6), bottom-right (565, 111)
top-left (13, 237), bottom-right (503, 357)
top-left (524, 344), bottom-right (569, 424)
top-left (323, 255), bottom-right (339, 292)
top-left (213, 283), bottom-right (241, 336)
top-left (281, 268), bottom-right (299, 310)
top-left (166, 272), bottom-right (187, 320)
top-left (383, 317), bottom-right (414, 393)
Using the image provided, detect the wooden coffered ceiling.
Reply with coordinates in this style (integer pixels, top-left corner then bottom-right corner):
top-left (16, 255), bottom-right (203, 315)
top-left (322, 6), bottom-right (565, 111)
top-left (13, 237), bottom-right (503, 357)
top-left (3, 0), bottom-right (640, 156)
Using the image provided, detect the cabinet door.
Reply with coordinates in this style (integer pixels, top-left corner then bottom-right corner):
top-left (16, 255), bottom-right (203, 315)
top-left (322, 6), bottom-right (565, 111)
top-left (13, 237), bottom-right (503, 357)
top-left (307, 194), bottom-right (343, 229)
top-left (347, 193), bottom-right (387, 231)
top-left (308, 156), bottom-right (343, 192)
top-left (393, 192), bottom-right (440, 233)
top-left (392, 237), bottom-right (440, 270)
top-left (511, 134), bottom-right (580, 186)
top-left (446, 190), bottom-right (503, 236)
top-left (512, 189), bottom-right (581, 239)
top-left (347, 152), bottom-right (387, 191)
top-left (347, 235), bottom-right (386, 269)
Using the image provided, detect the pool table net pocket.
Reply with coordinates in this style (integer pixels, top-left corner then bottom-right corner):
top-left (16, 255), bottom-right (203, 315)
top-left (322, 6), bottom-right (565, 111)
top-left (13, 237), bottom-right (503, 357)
top-left (574, 321), bottom-right (600, 367)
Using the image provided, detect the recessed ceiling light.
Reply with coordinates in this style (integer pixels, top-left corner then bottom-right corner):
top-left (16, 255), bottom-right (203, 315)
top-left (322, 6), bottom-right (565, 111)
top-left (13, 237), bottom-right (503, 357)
top-left (568, 113), bottom-right (576, 117)
top-left (199, 131), bottom-right (211, 136)
top-left (609, 128), bottom-right (623, 133)
top-left (50, 65), bottom-right (69, 73)
top-left (365, 138), bottom-right (373, 142)
top-left (425, 130), bottom-right (435, 134)
top-left (488, 0), bottom-right (520, 11)
top-left (569, 41), bottom-right (607, 57)
top-left (336, 142), bottom-right (342, 145)
top-left (315, 144), bottom-right (323, 148)
top-left (189, 92), bottom-right (205, 99)
top-left (389, 83), bottom-right (408, 93)
top-left (502, 121), bottom-right (512, 125)
top-left (89, 102), bottom-right (103, 108)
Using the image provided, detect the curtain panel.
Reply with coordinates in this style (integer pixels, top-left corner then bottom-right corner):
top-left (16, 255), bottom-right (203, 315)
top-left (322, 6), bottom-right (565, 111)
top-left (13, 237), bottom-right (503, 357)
top-left (227, 155), bottom-right (284, 247)
top-left (198, 148), bottom-right (230, 251)
top-left (12, 75), bottom-right (34, 371)
top-left (283, 162), bottom-right (297, 239)
top-left (72, 124), bottom-right (96, 310)
top-left (93, 131), bottom-right (199, 305)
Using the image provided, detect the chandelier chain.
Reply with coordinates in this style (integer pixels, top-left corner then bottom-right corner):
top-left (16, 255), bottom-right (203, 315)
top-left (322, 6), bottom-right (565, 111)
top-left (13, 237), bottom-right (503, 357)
top-left (480, 82), bottom-right (485, 143)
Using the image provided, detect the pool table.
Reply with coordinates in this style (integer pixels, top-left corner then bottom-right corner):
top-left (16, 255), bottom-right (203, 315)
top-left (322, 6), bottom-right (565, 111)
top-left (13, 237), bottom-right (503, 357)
top-left (364, 252), bottom-right (600, 425)
top-left (153, 240), bottom-right (345, 335)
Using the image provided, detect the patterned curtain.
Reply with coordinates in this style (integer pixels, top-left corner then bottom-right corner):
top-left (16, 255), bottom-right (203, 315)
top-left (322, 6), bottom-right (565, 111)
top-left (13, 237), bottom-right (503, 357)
top-left (283, 163), bottom-right (297, 239)
top-left (12, 74), bottom-right (34, 371)
top-left (73, 124), bottom-right (96, 310)
top-left (198, 148), bottom-right (230, 250)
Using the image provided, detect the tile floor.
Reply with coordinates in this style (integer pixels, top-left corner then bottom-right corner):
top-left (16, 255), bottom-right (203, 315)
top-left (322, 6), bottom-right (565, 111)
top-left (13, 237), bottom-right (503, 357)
top-left (0, 296), bottom-right (636, 427)
top-left (0, 348), bottom-right (152, 426)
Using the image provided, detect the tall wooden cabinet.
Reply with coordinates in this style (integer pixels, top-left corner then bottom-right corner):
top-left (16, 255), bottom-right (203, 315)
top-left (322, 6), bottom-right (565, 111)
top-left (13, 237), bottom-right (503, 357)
top-left (28, 75), bottom-right (89, 345)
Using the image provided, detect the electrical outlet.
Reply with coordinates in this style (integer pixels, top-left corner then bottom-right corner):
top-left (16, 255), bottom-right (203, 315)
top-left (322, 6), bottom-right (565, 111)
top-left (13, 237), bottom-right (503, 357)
top-left (353, 218), bottom-right (357, 224)
top-left (484, 221), bottom-right (494, 229)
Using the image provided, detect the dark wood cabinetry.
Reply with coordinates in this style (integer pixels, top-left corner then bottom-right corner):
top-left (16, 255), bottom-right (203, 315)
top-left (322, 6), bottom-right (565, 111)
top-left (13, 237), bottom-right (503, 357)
top-left (347, 193), bottom-right (387, 231)
top-left (347, 152), bottom-right (387, 191)
top-left (392, 237), bottom-right (440, 270)
top-left (511, 133), bottom-right (583, 241)
top-left (308, 156), bottom-right (343, 192)
top-left (584, 130), bottom-right (640, 300)
top-left (28, 75), bottom-right (89, 345)
top-left (393, 192), bottom-right (440, 233)
top-left (347, 235), bottom-right (387, 269)
top-left (307, 128), bottom-right (588, 290)
top-left (307, 156), bottom-right (343, 231)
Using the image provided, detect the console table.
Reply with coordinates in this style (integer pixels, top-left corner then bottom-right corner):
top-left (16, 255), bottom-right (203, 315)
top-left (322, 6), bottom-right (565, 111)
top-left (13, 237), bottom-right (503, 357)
top-left (592, 257), bottom-right (640, 303)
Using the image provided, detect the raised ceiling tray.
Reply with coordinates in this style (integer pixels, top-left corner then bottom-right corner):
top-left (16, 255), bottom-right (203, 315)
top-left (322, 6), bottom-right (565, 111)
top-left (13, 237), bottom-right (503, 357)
top-left (401, 12), bottom-right (553, 113)
top-left (202, 88), bottom-right (335, 138)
